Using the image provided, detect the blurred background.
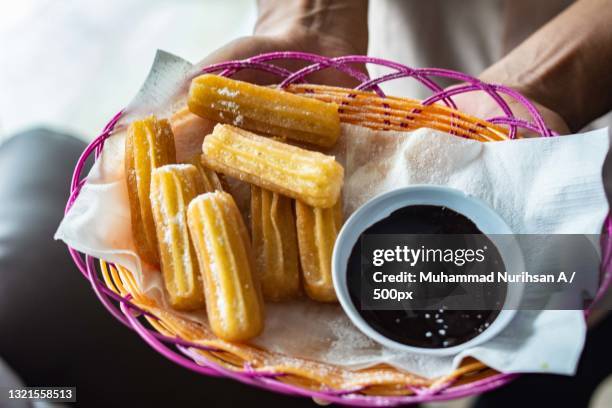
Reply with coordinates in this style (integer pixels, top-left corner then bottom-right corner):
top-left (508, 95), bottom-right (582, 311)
top-left (0, 0), bottom-right (255, 143)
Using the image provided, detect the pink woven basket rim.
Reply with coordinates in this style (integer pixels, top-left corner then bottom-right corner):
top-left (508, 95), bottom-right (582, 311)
top-left (64, 52), bottom-right (612, 406)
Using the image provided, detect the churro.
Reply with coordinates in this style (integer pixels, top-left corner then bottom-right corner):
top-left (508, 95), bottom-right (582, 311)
top-left (187, 191), bottom-right (264, 342)
top-left (296, 198), bottom-right (343, 302)
top-left (251, 186), bottom-right (300, 301)
top-left (188, 74), bottom-right (340, 147)
top-left (186, 154), bottom-right (224, 192)
top-left (150, 164), bottom-right (206, 310)
top-left (125, 115), bottom-right (176, 265)
top-left (202, 124), bottom-right (343, 208)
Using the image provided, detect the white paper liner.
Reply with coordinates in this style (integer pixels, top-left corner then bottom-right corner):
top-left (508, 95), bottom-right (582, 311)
top-left (55, 50), bottom-right (610, 378)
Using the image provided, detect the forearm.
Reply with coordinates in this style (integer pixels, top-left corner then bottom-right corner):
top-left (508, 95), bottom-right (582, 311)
top-left (255, 0), bottom-right (369, 55)
top-left (481, 0), bottom-right (612, 132)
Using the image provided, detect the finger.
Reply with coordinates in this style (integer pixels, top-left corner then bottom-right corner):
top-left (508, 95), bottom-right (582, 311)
top-left (450, 90), bottom-right (570, 137)
top-left (312, 397), bottom-right (333, 406)
top-left (195, 35), bottom-right (369, 88)
top-left (196, 36), bottom-right (290, 84)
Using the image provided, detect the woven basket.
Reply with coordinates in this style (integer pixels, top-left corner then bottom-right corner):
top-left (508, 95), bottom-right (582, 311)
top-left (65, 52), bottom-right (612, 406)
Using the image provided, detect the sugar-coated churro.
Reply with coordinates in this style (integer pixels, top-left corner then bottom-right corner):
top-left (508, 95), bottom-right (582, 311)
top-left (296, 198), bottom-right (343, 302)
top-left (202, 124), bottom-right (344, 208)
top-left (186, 154), bottom-right (224, 193)
top-left (188, 74), bottom-right (340, 147)
top-left (251, 186), bottom-right (300, 301)
top-left (150, 164), bottom-right (206, 310)
top-left (187, 191), bottom-right (264, 342)
top-left (125, 115), bottom-right (176, 266)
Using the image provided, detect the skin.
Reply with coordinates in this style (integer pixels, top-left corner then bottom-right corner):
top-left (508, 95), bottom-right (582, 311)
top-left (199, 0), bottom-right (612, 323)
top-left (199, 0), bottom-right (368, 86)
top-left (457, 0), bottom-right (612, 136)
top-left (479, 0), bottom-right (612, 133)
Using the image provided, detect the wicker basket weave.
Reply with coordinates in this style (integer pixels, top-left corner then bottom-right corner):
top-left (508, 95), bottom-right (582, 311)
top-left (65, 52), bottom-right (612, 406)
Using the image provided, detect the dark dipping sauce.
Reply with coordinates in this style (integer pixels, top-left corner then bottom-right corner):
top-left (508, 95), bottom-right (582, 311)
top-left (347, 205), bottom-right (506, 349)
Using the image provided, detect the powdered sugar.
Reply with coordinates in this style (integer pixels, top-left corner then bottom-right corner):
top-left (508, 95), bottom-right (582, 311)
top-left (217, 87), bottom-right (239, 97)
top-left (218, 100), bottom-right (239, 112)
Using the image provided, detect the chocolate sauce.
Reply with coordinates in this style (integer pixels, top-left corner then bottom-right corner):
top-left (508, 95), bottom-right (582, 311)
top-left (347, 205), bottom-right (506, 348)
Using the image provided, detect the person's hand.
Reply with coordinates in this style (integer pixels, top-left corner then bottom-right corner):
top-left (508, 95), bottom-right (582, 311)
top-left (449, 85), bottom-right (570, 137)
top-left (198, 0), bottom-right (369, 87)
top-left (457, 0), bottom-right (612, 134)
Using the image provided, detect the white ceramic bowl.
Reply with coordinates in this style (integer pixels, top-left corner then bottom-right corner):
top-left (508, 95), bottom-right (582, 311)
top-left (332, 185), bottom-right (525, 356)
